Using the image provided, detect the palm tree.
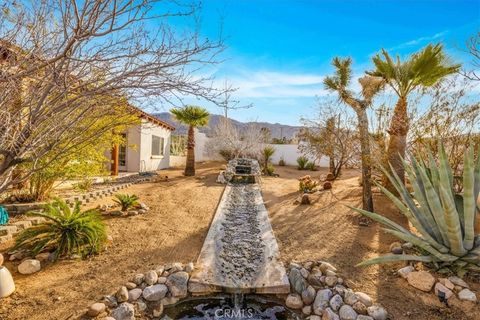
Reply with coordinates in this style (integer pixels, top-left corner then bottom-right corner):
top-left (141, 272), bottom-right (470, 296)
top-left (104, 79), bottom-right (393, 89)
top-left (324, 57), bottom-right (384, 212)
top-left (170, 105), bottom-right (210, 176)
top-left (367, 44), bottom-right (460, 190)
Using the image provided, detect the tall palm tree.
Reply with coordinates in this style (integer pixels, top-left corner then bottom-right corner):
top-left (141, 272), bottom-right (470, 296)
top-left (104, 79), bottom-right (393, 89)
top-left (367, 44), bottom-right (460, 190)
top-left (170, 105), bottom-right (209, 176)
top-left (324, 57), bottom-right (384, 212)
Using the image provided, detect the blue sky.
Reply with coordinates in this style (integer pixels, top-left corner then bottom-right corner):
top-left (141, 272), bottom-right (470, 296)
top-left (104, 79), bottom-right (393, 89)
top-left (152, 0), bottom-right (480, 125)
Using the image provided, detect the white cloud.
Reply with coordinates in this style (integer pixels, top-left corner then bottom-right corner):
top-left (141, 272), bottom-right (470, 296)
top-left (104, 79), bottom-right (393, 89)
top-left (389, 30), bottom-right (449, 51)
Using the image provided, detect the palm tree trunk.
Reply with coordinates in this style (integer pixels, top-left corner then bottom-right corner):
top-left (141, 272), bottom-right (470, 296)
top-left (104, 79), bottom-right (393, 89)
top-left (356, 109), bottom-right (374, 212)
top-left (184, 125), bottom-right (195, 176)
top-left (384, 96), bottom-right (409, 192)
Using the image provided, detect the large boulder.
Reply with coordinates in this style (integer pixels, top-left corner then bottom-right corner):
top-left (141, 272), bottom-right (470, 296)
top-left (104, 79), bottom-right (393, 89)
top-left (18, 259), bottom-right (41, 275)
top-left (289, 268), bottom-right (308, 294)
top-left (166, 271), bottom-right (189, 298)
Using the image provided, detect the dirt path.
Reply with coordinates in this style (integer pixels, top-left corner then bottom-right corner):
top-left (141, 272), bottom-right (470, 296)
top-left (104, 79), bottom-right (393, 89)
top-left (0, 163), bottom-right (225, 320)
top-left (262, 165), bottom-right (479, 320)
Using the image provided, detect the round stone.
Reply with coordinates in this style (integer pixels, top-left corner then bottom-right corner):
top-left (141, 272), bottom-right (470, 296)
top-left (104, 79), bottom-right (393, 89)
top-left (111, 302), bottom-right (135, 320)
top-left (344, 290), bottom-right (359, 305)
top-left (18, 259), bottom-right (41, 275)
top-left (87, 302), bottom-right (106, 317)
top-left (367, 304), bottom-right (388, 320)
top-left (325, 276), bottom-right (338, 287)
top-left (406, 271), bottom-right (435, 292)
top-left (128, 288), bottom-right (143, 301)
top-left (142, 284), bottom-right (168, 301)
top-left (116, 286), bottom-right (129, 303)
top-left (302, 305), bottom-right (312, 315)
top-left (353, 301), bottom-right (367, 315)
top-left (301, 286), bottom-right (316, 305)
top-left (285, 293), bottom-right (304, 309)
top-left (132, 273), bottom-right (144, 285)
top-left (458, 288), bottom-right (477, 302)
top-left (339, 305), bottom-right (357, 320)
top-left (355, 292), bottom-right (372, 307)
top-left (125, 282), bottom-right (137, 290)
top-left (434, 282), bottom-right (453, 300)
top-left (145, 270), bottom-right (158, 285)
top-left (329, 294), bottom-right (343, 311)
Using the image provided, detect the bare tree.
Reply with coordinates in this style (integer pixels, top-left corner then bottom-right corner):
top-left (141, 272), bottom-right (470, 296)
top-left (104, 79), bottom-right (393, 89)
top-left (0, 0), bottom-right (224, 193)
top-left (299, 101), bottom-right (360, 179)
top-left (461, 32), bottom-right (480, 82)
top-left (218, 79), bottom-right (253, 118)
top-left (206, 117), bottom-right (264, 160)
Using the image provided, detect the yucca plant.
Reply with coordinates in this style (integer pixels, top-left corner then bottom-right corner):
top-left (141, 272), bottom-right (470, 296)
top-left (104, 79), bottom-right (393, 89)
top-left (261, 146), bottom-right (276, 175)
top-left (353, 144), bottom-right (480, 275)
top-left (113, 193), bottom-right (139, 211)
top-left (297, 156), bottom-right (309, 170)
top-left (14, 199), bottom-right (107, 260)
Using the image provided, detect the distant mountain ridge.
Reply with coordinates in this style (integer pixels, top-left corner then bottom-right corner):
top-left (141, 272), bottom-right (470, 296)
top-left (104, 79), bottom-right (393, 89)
top-left (153, 112), bottom-right (301, 140)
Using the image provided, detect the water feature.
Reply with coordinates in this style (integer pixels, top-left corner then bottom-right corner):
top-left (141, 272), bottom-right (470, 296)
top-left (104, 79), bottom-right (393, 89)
top-left (162, 295), bottom-right (301, 320)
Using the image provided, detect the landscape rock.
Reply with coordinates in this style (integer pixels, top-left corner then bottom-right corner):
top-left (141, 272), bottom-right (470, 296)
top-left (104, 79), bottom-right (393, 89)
top-left (166, 271), bottom-right (189, 298)
top-left (339, 305), bottom-right (357, 320)
top-left (312, 289), bottom-right (333, 315)
top-left (325, 276), bottom-right (338, 287)
top-left (35, 252), bottom-right (52, 263)
top-left (300, 267), bottom-right (310, 278)
top-left (285, 293), bottom-right (304, 309)
top-left (402, 242), bottom-right (413, 249)
top-left (290, 268), bottom-right (308, 294)
top-left (458, 288), bottom-right (477, 302)
top-left (329, 294), bottom-right (343, 311)
top-left (307, 315), bottom-right (321, 320)
top-left (157, 276), bottom-right (167, 284)
top-left (144, 270), bottom-right (158, 285)
top-left (9, 252), bottom-right (24, 261)
top-left (155, 266), bottom-right (165, 277)
top-left (406, 271), bottom-right (435, 292)
top-left (323, 181), bottom-right (332, 190)
top-left (87, 302), bottom-right (106, 317)
top-left (355, 292), bottom-right (372, 307)
top-left (319, 262), bottom-right (337, 273)
top-left (307, 270), bottom-right (323, 287)
top-left (302, 305), bottom-right (312, 315)
top-left (357, 316), bottom-right (374, 320)
top-left (185, 262), bottom-right (195, 273)
top-left (397, 266), bottom-right (414, 279)
top-left (152, 302), bottom-right (164, 317)
top-left (162, 296), bottom-right (180, 306)
top-left (132, 274), bottom-right (144, 285)
top-left (301, 194), bottom-right (311, 205)
top-left (301, 285), bottom-right (316, 305)
top-left (322, 307), bottom-right (340, 320)
top-left (352, 301), bottom-right (367, 315)
top-left (128, 288), bottom-right (143, 302)
top-left (18, 259), bottom-right (41, 275)
top-left (103, 295), bottom-right (118, 308)
top-left (438, 278), bottom-right (455, 290)
top-left (344, 290), bottom-right (359, 305)
top-left (434, 282), bottom-right (453, 300)
top-left (116, 286), bottom-right (129, 303)
top-left (448, 276), bottom-right (469, 288)
top-left (367, 304), bottom-right (388, 320)
top-left (142, 284), bottom-right (168, 301)
top-left (111, 302), bottom-right (135, 320)
top-left (125, 282), bottom-right (137, 290)
top-left (136, 300), bottom-right (147, 312)
top-left (389, 241), bottom-right (403, 254)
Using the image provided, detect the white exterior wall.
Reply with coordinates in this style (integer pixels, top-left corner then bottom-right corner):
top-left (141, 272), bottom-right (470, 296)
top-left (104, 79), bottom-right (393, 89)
top-left (268, 144), bottom-right (329, 167)
top-left (137, 119), bottom-right (171, 171)
top-left (125, 125), bottom-right (141, 172)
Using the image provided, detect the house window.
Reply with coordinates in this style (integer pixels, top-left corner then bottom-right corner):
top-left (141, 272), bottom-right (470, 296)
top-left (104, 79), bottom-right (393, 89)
top-left (151, 135), bottom-right (164, 156)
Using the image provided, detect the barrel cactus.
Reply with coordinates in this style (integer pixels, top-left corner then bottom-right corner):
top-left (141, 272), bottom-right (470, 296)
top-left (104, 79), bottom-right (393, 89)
top-left (353, 144), bottom-right (480, 275)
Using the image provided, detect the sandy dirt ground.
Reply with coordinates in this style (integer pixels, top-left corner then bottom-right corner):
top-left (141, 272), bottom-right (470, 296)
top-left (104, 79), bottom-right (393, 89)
top-left (262, 165), bottom-right (480, 320)
top-left (0, 162), bottom-right (479, 320)
top-left (0, 163), bottom-right (225, 320)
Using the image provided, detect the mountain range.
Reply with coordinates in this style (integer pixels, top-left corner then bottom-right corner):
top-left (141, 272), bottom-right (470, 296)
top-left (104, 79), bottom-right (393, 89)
top-left (153, 112), bottom-right (301, 139)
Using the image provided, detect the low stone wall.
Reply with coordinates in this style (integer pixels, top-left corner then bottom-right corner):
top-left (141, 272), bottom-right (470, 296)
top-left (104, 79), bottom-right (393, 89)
top-left (81, 260), bottom-right (388, 320)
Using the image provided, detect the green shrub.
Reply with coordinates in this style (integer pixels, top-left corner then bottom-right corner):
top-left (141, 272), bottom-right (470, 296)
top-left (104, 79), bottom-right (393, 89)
top-left (306, 162), bottom-right (317, 171)
top-left (73, 179), bottom-right (94, 193)
top-left (353, 144), bottom-right (480, 276)
top-left (14, 199), bottom-right (107, 260)
top-left (265, 164), bottom-right (275, 176)
top-left (278, 157), bottom-right (286, 166)
top-left (262, 146), bottom-right (276, 175)
top-left (297, 156), bottom-right (309, 170)
top-left (113, 194), bottom-right (139, 211)
top-left (299, 175), bottom-right (318, 193)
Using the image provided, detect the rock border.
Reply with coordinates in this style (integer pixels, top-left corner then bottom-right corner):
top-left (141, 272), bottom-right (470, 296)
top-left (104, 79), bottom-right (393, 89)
top-left (82, 260), bottom-right (388, 320)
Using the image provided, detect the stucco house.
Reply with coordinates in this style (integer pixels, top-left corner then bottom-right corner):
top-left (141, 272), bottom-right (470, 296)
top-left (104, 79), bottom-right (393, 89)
top-left (108, 107), bottom-right (175, 175)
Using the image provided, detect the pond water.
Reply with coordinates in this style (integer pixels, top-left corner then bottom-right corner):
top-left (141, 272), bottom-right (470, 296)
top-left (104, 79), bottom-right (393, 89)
top-left (163, 295), bottom-right (301, 320)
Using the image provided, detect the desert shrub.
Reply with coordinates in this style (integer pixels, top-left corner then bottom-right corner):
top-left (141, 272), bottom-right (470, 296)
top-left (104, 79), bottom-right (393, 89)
top-left (73, 179), bottom-right (94, 193)
top-left (219, 149), bottom-right (235, 161)
top-left (14, 199), bottom-right (107, 260)
top-left (297, 156), bottom-right (309, 170)
top-left (278, 157), bottom-right (286, 166)
top-left (299, 175), bottom-right (318, 193)
top-left (354, 144), bottom-right (480, 276)
top-left (306, 162), bottom-right (317, 171)
top-left (114, 194), bottom-right (139, 211)
top-left (265, 164), bottom-right (275, 176)
top-left (261, 146), bottom-right (276, 175)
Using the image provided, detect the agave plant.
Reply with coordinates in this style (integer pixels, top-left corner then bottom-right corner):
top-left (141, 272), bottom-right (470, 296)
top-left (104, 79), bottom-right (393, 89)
top-left (15, 199), bottom-right (107, 260)
top-left (353, 144), bottom-right (480, 275)
top-left (113, 193), bottom-right (139, 211)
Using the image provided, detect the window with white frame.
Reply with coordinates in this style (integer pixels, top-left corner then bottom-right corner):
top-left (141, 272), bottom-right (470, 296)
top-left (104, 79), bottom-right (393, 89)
top-left (151, 135), bottom-right (164, 156)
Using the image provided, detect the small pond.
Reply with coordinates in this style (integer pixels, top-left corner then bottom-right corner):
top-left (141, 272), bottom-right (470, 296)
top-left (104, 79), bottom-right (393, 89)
top-left (163, 294), bottom-right (301, 320)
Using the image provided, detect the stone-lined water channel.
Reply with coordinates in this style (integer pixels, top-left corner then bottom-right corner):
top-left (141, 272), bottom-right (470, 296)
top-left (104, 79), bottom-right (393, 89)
top-left (189, 180), bottom-right (289, 294)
